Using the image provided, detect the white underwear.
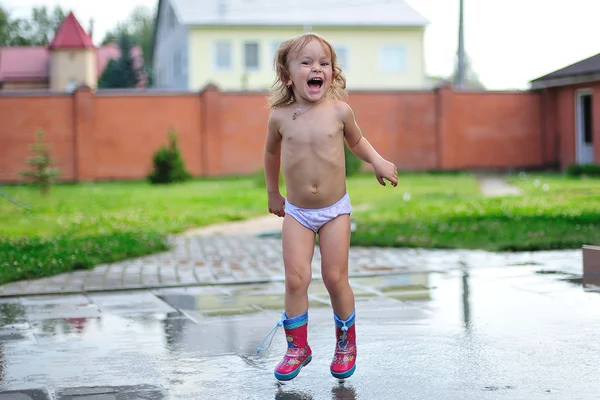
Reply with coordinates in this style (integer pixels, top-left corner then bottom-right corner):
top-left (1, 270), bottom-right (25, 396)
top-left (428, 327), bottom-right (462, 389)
top-left (284, 193), bottom-right (352, 233)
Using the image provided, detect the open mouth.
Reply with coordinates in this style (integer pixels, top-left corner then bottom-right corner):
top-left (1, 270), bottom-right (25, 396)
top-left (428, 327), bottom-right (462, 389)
top-left (307, 77), bottom-right (323, 90)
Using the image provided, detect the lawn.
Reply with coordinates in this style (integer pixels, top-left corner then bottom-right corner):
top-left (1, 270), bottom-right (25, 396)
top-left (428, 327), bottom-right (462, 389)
top-left (350, 172), bottom-right (600, 252)
top-left (1, 171), bottom-right (599, 285)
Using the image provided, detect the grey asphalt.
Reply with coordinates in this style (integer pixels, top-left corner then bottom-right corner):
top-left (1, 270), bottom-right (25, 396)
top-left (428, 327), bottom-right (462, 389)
top-left (0, 261), bottom-right (599, 400)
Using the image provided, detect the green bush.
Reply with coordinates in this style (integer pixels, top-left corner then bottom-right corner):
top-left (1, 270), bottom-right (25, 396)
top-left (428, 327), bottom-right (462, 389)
top-left (566, 163), bottom-right (600, 178)
top-left (345, 142), bottom-right (362, 176)
top-left (147, 130), bottom-right (192, 184)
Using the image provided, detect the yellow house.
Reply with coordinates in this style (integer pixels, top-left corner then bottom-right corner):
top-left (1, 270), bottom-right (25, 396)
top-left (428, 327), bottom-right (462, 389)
top-left (151, 0), bottom-right (430, 91)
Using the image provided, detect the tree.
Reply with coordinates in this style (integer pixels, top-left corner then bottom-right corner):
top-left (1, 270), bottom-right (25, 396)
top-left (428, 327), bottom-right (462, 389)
top-left (20, 130), bottom-right (61, 195)
top-left (449, 51), bottom-right (485, 90)
top-left (0, 5), bottom-right (30, 46)
top-left (0, 5), bottom-right (67, 46)
top-left (101, 5), bottom-right (155, 67)
top-left (0, 5), bottom-right (9, 46)
top-left (97, 33), bottom-right (140, 88)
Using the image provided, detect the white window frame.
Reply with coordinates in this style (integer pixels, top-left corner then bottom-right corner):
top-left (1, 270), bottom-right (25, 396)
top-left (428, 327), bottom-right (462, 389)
top-left (379, 45), bottom-right (406, 72)
top-left (243, 41), bottom-right (260, 71)
top-left (213, 40), bottom-right (233, 71)
top-left (333, 45), bottom-right (349, 72)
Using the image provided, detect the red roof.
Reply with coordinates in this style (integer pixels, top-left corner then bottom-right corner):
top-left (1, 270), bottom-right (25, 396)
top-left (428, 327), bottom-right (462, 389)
top-left (48, 11), bottom-right (94, 50)
top-left (0, 44), bottom-right (145, 85)
top-left (0, 47), bottom-right (49, 81)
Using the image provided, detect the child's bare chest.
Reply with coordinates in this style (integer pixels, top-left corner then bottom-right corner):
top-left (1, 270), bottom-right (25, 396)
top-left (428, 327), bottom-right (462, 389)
top-left (282, 117), bottom-right (343, 145)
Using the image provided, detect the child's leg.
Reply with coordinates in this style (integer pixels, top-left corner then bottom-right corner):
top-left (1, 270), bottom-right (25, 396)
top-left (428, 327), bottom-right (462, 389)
top-left (259, 214), bottom-right (315, 381)
top-left (318, 214), bottom-right (354, 319)
top-left (318, 214), bottom-right (358, 379)
top-left (282, 214), bottom-right (316, 317)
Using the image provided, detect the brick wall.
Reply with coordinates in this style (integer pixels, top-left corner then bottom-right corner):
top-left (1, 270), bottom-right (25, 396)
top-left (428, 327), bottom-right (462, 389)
top-left (0, 85), bottom-right (550, 183)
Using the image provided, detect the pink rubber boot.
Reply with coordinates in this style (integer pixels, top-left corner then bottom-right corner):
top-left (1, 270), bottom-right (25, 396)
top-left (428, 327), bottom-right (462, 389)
top-left (257, 311), bottom-right (312, 381)
top-left (330, 310), bottom-right (357, 379)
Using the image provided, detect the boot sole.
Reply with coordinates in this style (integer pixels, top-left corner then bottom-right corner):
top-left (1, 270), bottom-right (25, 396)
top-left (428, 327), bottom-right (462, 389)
top-left (274, 354), bottom-right (312, 381)
top-left (330, 364), bottom-right (356, 380)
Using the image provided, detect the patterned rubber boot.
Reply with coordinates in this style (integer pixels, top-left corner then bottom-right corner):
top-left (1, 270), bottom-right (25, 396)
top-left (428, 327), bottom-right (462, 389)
top-left (330, 309), bottom-right (357, 380)
top-left (256, 311), bottom-right (312, 381)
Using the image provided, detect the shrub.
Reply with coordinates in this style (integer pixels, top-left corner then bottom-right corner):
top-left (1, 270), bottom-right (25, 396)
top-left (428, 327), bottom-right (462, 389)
top-left (566, 163), bottom-right (600, 178)
top-left (345, 142), bottom-right (363, 176)
top-left (147, 130), bottom-right (192, 184)
top-left (20, 130), bottom-right (60, 195)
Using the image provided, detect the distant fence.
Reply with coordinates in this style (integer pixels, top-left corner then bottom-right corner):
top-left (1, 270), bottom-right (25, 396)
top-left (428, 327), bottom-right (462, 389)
top-left (0, 85), bottom-right (550, 183)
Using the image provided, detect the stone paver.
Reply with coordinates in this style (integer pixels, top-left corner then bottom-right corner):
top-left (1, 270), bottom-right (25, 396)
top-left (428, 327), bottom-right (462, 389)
top-left (0, 232), bottom-right (582, 297)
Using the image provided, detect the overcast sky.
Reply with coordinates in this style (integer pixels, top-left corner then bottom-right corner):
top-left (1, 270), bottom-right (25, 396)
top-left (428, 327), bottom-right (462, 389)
top-left (3, 0), bottom-right (600, 90)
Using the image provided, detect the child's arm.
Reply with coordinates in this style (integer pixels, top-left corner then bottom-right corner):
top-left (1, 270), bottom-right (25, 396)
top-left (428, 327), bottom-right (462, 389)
top-left (338, 102), bottom-right (398, 187)
top-left (264, 111), bottom-right (286, 216)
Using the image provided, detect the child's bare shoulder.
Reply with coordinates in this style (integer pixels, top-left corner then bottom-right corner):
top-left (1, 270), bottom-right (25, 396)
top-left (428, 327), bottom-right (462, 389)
top-left (330, 99), bottom-right (353, 120)
top-left (267, 108), bottom-right (288, 137)
top-left (269, 107), bottom-right (288, 121)
top-left (268, 107), bottom-right (289, 129)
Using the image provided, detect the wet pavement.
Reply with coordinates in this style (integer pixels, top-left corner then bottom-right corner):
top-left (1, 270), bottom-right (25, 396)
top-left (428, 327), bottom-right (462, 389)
top-left (0, 234), bottom-right (582, 297)
top-left (0, 264), bottom-right (599, 399)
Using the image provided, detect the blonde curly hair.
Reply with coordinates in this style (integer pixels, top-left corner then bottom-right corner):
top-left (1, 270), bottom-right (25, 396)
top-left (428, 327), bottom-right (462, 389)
top-left (268, 32), bottom-right (347, 109)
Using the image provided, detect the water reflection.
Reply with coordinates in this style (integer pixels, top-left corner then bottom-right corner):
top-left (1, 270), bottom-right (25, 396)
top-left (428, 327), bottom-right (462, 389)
top-left (331, 384), bottom-right (358, 400)
top-left (275, 388), bottom-right (313, 400)
top-left (462, 271), bottom-right (471, 331)
top-left (161, 313), bottom-right (188, 350)
top-left (0, 344), bottom-right (5, 383)
top-left (30, 317), bottom-right (93, 336)
top-left (0, 302), bottom-right (26, 326)
top-left (273, 383), bottom-right (358, 400)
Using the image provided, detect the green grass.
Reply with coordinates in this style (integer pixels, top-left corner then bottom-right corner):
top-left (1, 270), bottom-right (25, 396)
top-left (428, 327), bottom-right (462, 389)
top-left (350, 171), bottom-right (600, 252)
top-left (1, 171), bottom-right (599, 286)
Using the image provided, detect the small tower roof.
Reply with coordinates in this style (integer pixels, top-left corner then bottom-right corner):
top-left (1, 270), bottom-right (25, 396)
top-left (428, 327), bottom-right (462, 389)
top-left (49, 12), bottom-right (94, 50)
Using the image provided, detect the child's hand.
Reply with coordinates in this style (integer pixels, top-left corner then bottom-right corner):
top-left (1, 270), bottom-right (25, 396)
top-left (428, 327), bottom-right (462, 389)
top-left (374, 159), bottom-right (398, 187)
top-left (268, 192), bottom-right (286, 217)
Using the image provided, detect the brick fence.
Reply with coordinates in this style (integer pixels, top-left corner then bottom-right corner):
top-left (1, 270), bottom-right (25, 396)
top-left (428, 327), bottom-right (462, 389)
top-left (0, 85), bottom-right (550, 183)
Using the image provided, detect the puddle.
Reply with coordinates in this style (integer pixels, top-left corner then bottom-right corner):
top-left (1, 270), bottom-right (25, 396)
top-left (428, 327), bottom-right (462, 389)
top-left (158, 285), bottom-right (329, 317)
top-left (350, 272), bottom-right (432, 301)
top-left (1, 267), bottom-right (599, 399)
top-left (155, 273), bottom-right (434, 318)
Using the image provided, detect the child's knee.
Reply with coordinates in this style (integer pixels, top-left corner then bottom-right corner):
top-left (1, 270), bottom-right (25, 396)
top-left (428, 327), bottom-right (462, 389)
top-left (323, 270), bottom-right (349, 291)
top-left (285, 268), bottom-right (311, 293)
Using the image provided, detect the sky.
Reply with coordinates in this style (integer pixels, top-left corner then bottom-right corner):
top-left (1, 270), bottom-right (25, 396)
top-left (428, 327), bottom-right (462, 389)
top-left (3, 0), bottom-right (600, 90)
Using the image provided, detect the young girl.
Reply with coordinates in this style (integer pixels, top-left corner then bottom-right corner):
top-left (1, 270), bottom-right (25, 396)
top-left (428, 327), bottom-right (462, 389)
top-left (256, 32), bottom-right (398, 382)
